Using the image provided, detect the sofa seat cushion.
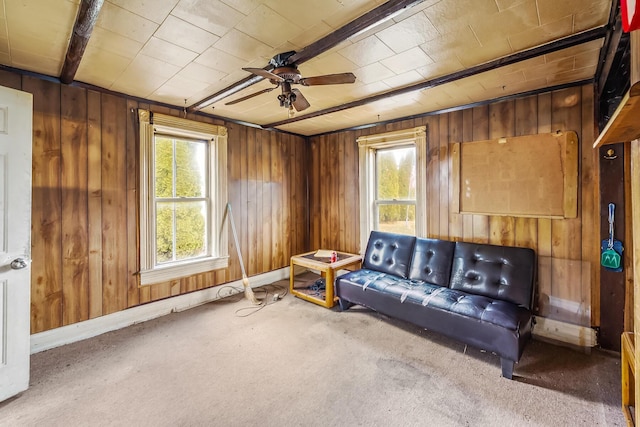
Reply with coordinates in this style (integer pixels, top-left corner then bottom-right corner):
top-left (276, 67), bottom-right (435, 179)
top-left (337, 269), bottom-right (530, 331)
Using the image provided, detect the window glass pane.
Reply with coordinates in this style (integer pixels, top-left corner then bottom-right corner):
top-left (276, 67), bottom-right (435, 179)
top-left (175, 201), bottom-right (207, 260)
top-left (175, 139), bottom-right (206, 198)
top-left (155, 137), bottom-right (174, 198)
top-left (156, 202), bottom-right (174, 263)
top-left (377, 204), bottom-right (415, 235)
top-left (376, 146), bottom-right (416, 200)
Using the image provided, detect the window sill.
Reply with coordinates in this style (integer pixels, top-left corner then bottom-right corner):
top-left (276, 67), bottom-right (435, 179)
top-left (139, 256), bottom-right (229, 286)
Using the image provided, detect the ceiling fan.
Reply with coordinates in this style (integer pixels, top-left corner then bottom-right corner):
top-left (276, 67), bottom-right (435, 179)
top-left (225, 51), bottom-right (356, 114)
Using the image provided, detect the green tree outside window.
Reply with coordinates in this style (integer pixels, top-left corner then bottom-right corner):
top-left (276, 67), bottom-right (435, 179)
top-left (155, 136), bottom-right (208, 264)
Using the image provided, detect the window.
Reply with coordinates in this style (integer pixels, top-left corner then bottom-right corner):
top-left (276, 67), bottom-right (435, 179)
top-left (138, 110), bottom-right (228, 285)
top-left (358, 127), bottom-right (426, 253)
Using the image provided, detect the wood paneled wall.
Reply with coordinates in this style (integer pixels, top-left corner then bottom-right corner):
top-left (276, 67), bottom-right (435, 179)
top-left (308, 85), bottom-right (600, 327)
top-left (0, 70), bottom-right (308, 333)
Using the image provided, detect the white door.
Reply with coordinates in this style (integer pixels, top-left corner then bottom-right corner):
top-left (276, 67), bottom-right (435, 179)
top-left (0, 85), bottom-right (32, 402)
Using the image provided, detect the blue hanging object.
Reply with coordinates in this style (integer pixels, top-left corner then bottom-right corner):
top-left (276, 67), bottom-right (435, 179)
top-left (601, 203), bottom-right (623, 272)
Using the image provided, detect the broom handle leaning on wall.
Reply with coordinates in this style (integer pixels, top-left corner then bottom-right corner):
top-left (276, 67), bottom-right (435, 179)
top-left (227, 203), bottom-right (248, 278)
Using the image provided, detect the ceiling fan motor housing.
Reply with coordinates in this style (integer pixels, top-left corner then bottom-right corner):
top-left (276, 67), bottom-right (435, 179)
top-left (272, 66), bottom-right (302, 83)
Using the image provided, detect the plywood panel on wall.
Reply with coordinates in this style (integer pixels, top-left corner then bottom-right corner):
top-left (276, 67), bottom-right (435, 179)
top-left (0, 70), bottom-right (308, 333)
top-left (453, 132), bottom-right (579, 218)
top-left (308, 85), bottom-right (599, 328)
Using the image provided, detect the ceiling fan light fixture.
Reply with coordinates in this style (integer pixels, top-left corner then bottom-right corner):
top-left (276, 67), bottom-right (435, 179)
top-left (288, 106), bottom-right (295, 118)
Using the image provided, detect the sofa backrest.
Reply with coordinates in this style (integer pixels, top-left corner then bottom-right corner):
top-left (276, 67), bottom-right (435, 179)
top-left (408, 237), bottom-right (455, 286)
top-left (363, 231), bottom-right (416, 279)
top-left (449, 242), bottom-right (535, 308)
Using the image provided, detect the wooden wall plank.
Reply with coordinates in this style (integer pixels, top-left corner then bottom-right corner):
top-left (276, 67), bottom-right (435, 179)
top-left (514, 95), bottom-right (538, 251)
top-left (271, 133), bottom-right (284, 267)
top-left (426, 116), bottom-right (440, 237)
top-left (488, 100), bottom-right (516, 247)
top-left (229, 124), bottom-right (243, 281)
top-left (247, 128), bottom-right (257, 276)
top-left (338, 132), bottom-right (346, 250)
top-left (261, 130), bottom-right (273, 272)
top-left (87, 90), bottom-right (103, 318)
top-left (60, 84), bottom-right (89, 325)
top-left (461, 109), bottom-right (474, 241)
top-left (281, 133), bottom-right (292, 261)
top-left (580, 86), bottom-right (599, 330)
top-left (26, 76), bottom-right (62, 333)
top-left (448, 113), bottom-right (463, 241)
top-left (550, 87), bottom-right (585, 325)
top-left (471, 106), bottom-right (489, 243)
top-left (125, 100), bottom-right (139, 307)
top-left (438, 115), bottom-right (450, 239)
top-left (101, 94), bottom-right (129, 314)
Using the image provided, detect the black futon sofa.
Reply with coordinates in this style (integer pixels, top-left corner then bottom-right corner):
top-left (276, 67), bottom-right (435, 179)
top-left (335, 231), bottom-right (536, 379)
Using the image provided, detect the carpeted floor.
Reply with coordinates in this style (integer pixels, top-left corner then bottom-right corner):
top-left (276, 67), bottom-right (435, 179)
top-left (0, 279), bottom-right (625, 426)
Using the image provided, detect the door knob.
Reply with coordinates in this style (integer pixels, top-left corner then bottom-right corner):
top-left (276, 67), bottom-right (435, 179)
top-left (10, 258), bottom-right (28, 270)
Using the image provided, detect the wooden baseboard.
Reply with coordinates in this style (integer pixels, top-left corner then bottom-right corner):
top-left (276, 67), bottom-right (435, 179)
top-left (30, 268), bottom-right (290, 354)
top-left (532, 316), bottom-right (598, 347)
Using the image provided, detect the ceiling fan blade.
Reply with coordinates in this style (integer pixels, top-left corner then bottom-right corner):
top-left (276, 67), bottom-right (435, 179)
top-left (291, 88), bottom-right (310, 112)
top-left (225, 86), bottom-right (277, 105)
top-left (299, 72), bottom-right (356, 86)
top-left (242, 67), bottom-right (284, 82)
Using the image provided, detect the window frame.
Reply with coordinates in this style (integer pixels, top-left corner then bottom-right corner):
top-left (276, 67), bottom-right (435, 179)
top-left (357, 126), bottom-right (427, 253)
top-left (138, 109), bottom-right (229, 286)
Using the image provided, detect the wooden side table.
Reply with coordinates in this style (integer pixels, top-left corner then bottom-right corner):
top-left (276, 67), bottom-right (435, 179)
top-left (289, 251), bottom-right (362, 308)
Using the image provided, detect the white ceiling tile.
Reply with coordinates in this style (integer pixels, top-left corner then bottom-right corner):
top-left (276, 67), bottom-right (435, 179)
top-left (5, 0), bottom-right (78, 75)
top-left (126, 54), bottom-right (181, 79)
top-left (84, 26), bottom-right (144, 60)
top-left (141, 37), bottom-right (198, 68)
top-left (381, 47), bottom-right (434, 75)
top-left (75, 48), bottom-right (131, 87)
top-left (155, 15), bottom-right (220, 54)
top-left (355, 62), bottom-right (396, 85)
top-left (172, 0), bottom-right (246, 37)
top-left (111, 70), bottom-right (169, 98)
top-left (179, 62), bottom-right (228, 85)
top-left (382, 70), bottom-right (424, 89)
top-left (508, 15), bottom-right (573, 52)
top-left (195, 47), bottom-right (248, 74)
top-left (213, 29), bottom-right (273, 62)
top-left (376, 11), bottom-right (439, 54)
top-left (337, 35), bottom-right (395, 67)
top-left (536, 0), bottom-right (606, 26)
top-left (300, 52), bottom-right (358, 76)
top-left (470, 1), bottom-right (539, 45)
top-left (97, 2), bottom-right (158, 44)
top-left (107, 0), bottom-right (179, 24)
top-left (264, 0), bottom-right (342, 30)
top-left (235, 4), bottom-right (303, 48)
top-left (423, 0), bottom-right (499, 35)
top-left (151, 74), bottom-right (211, 102)
top-left (219, 0), bottom-right (262, 16)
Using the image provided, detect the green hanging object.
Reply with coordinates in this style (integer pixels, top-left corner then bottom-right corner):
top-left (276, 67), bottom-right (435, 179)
top-left (601, 203), bottom-right (623, 271)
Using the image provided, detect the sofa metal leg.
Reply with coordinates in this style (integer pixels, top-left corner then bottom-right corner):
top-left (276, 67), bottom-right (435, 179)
top-left (338, 298), bottom-right (353, 311)
top-left (500, 358), bottom-right (514, 379)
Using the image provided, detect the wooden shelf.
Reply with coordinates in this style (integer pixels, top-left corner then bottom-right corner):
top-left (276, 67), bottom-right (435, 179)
top-left (594, 82), bottom-right (640, 148)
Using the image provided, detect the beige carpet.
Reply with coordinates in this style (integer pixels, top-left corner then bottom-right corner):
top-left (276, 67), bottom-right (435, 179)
top-left (0, 279), bottom-right (624, 426)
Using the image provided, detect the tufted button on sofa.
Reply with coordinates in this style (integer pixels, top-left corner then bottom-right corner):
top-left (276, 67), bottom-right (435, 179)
top-left (335, 231), bottom-right (536, 379)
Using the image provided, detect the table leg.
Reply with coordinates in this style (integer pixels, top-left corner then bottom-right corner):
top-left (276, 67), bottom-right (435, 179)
top-left (325, 267), bottom-right (334, 308)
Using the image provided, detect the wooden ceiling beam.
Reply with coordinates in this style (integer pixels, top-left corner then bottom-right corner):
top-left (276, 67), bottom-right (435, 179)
top-left (188, 0), bottom-right (426, 112)
top-left (264, 26), bottom-right (608, 129)
top-left (60, 0), bottom-right (104, 85)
